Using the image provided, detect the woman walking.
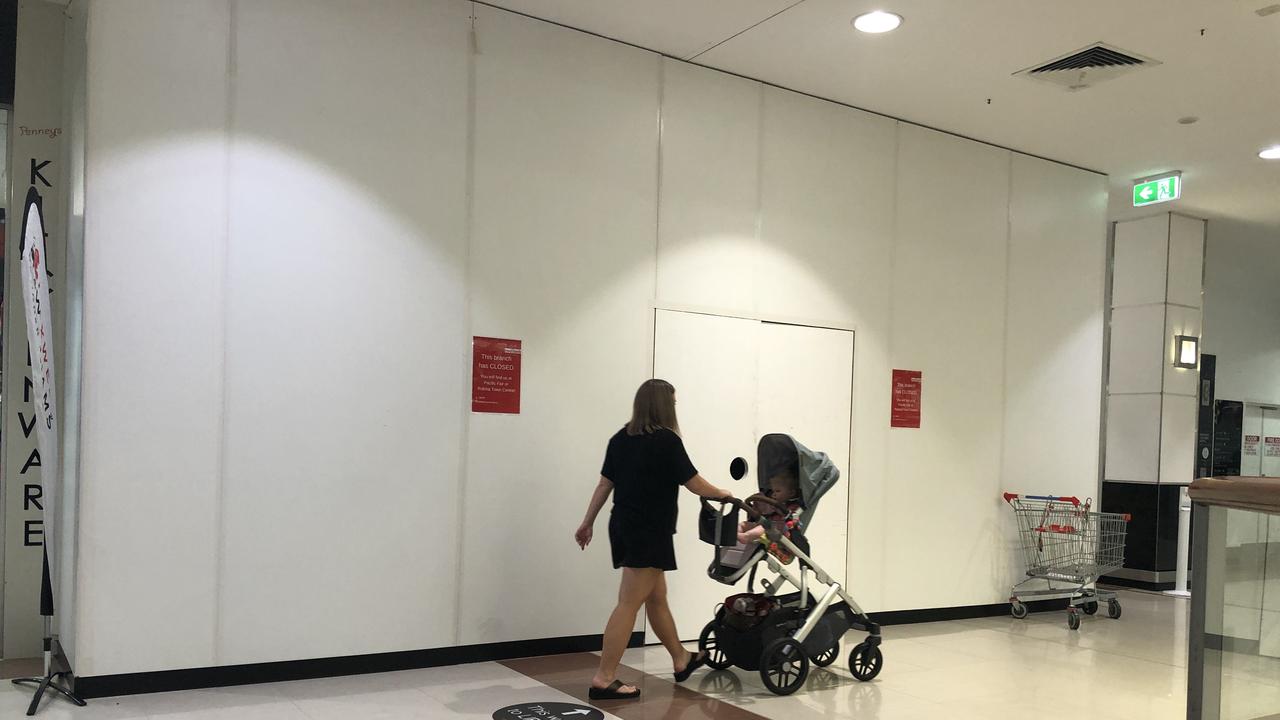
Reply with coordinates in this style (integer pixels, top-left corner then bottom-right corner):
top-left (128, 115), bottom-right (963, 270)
top-left (575, 379), bottom-right (732, 700)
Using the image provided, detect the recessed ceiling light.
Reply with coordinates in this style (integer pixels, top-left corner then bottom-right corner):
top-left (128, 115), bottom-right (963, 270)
top-left (853, 11), bottom-right (903, 34)
top-left (1260, 145), bottom-right (1280, 160)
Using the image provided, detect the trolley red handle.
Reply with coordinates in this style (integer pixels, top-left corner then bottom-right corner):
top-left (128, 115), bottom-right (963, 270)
top-left (1003, 492), bottom-right (1081, 506)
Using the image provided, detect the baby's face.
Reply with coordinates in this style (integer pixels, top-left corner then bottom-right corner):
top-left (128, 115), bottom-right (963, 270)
top-left (768, 476), bottom-right (797, 500)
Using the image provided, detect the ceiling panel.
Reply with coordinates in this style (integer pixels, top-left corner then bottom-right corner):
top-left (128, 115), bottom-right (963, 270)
top-left (477, 0), bottom-right (1280, 231)
top-left (478, 0), bottom-right (801, 59)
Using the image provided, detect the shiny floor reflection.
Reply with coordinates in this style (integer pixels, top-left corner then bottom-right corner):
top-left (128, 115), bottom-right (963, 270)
top-left (1, 589), bottom-right (1253, 720)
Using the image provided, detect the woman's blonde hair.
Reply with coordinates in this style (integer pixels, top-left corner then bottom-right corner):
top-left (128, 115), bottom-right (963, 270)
top-left (626, 379), bottom-right (680, 436)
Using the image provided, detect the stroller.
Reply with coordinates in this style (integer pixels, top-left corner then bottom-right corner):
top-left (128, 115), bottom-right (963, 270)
top-left (695, 434), bottom-right (883, 696)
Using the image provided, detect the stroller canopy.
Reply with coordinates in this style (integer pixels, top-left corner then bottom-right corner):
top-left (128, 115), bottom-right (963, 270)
top-left (756, 433), bottom-right (840, 531)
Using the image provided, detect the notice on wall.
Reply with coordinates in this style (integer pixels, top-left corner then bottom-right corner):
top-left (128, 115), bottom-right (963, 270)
top-left (891, 369), bottom-right (922, 429)
top-left (1267, 437), bottom-right (1280, 458)
top-left (1245, 435), bottom-right (1261, 457)
top-left (472, 337), bottom-right (521, 414)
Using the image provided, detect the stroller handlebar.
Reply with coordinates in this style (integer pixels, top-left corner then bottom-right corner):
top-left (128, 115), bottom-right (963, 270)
top-left (702, 496), bottom-right (765, 523)
top-left (703, 494), bottom-right (794, 523)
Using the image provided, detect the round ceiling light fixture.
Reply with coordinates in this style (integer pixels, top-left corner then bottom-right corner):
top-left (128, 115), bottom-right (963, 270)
top-left (1260, 145), bottom-right (1280, 160)
top-left (853, 10), bottom-right (903, 34)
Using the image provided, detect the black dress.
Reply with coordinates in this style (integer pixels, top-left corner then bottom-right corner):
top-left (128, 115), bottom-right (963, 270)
top-left (600, 427), bottom-right (698, 571)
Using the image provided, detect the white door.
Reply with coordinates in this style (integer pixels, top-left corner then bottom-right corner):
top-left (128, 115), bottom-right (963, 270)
top-left (651, 310), bottom-right (759, 643)
top-left (1262, 407), bottom-right (1280, 477)
top-left (651, 310), bottom-right (853, 642)
top-left (756, 321), bottom-right (853, 587)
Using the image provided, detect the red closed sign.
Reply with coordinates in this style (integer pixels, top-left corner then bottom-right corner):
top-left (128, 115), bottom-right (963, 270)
top-left (472, 337), bottom-right (521, 414)
top-left (891, 369), bottom-right (922, 429)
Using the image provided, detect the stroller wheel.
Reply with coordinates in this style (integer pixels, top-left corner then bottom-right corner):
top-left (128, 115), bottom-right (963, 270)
top-left (760, 638), bottom-right (809, 695)
top-left (698, 622), bottom-right (734, 671)
top-left (848, 642), bottom-right (883, 682)
top-left (811, 643), bottom-right (839, 667)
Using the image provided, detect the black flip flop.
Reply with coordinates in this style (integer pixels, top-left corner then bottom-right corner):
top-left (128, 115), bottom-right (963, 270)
top-left (673, 651), bottom-right (707, 683)
top-left (588, 679), bottom-right (641, 700)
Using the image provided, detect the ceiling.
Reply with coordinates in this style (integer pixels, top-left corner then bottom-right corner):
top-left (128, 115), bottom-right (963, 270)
top-left (482, 0), bottom-right (1280, 234)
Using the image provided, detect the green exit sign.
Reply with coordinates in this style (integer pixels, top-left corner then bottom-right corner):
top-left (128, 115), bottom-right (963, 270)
top-left (1133, 174), bottom-right (1181, 207)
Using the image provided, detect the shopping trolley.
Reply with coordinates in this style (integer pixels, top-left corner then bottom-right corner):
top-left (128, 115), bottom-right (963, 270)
top-left (1002, 493), bottom-right (1130, 630)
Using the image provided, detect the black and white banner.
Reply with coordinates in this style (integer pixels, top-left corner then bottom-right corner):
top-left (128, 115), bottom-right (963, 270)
top-left (19, 187), bottom-right (59, 616)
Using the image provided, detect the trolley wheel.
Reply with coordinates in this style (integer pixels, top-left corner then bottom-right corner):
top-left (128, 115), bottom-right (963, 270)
top-left (849, 642), bottom-right (883, 682)
top-left (698, 622), bottom-right (734, 671)
top-left (1107, 599), bottom-right (1122, 620)
top-left (811, 643), bottom-right (839, 667)
top-left (760, 637), bottom-right (809, 696)
top-left (1010, 601), bottom-right (1029, 619)
top-left (1067, 610), bottom-right (1081, 631)
top-left (1083, 601), bottom-right (1099, 616)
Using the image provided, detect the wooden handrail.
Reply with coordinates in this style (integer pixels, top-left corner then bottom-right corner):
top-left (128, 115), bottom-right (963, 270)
top-left (1189, 476), bottom-right (1280, 515)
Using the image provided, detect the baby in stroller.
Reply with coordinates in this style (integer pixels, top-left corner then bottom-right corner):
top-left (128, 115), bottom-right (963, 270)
top-left (695, 433), bottom-right (883, 696)
top-left (736, 468), bottom-right (802, 564)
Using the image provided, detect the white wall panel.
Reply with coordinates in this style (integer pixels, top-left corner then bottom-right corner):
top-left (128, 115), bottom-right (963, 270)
top-left (1111, 214), bottom-right (1169, 308)
top-left (1159, 395), bottom-right (1198, 485)
top-left (1107, 305), bottom-right (1166, 395)
top-left (78, 0), bottom-right (229, 676)
top-left (884, 124), bottom-right (1010, 608)
top-left (1002, 155), bottom-right (1106, 494)
top-left (461, 6), bottom-right (660, 644)
top-left (757, 87), bottom-right (896, 327)
top-left (1167, 215), bottom-right (1206, 309)
top-left (757, 90), bottom-right (896, 608)
top-left (655, 60), bottom-right (760, 315)
top-left (218, 0), bottom-right (470, 664)
top-left (1105, 394), bottom-right (1162, 484)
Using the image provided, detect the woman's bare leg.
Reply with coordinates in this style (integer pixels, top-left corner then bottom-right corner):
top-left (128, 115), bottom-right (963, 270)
top-left (592, 568), bottom-right (659, 691)
top-left (644, 571), bottom-right (693, 671)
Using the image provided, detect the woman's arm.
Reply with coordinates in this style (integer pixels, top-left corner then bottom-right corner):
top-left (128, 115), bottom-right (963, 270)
top-left (684, 473), bottom-right (732, 500)
top-left (575, 476), bottom-right (613, 550)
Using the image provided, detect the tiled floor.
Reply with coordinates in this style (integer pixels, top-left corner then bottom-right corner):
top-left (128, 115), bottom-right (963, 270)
top-left (2, 589), bottom-right (1275, 719)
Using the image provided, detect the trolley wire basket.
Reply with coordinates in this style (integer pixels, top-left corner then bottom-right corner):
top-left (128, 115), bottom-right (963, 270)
top-left (1002, 493), bottom-right (1130, 630)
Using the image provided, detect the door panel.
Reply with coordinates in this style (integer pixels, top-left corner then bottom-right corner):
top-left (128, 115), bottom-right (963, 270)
top-left (651, 310), bottom-right (758, 642)
top-left (756, 322), bottom-right (853, 587)
top-left (651, 310), bottom-right (854, 642)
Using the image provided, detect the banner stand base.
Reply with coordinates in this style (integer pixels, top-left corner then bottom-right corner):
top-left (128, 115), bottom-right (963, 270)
top-left (12, 631), bottom-right (86, 716)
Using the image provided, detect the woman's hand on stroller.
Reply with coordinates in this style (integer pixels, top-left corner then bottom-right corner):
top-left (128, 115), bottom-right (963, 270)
top-left (574, 522), bottom-right (593, 550)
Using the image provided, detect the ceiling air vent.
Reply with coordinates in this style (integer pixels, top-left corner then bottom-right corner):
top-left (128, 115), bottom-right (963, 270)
top-left (1014, 43), bottom-right (1160, 91)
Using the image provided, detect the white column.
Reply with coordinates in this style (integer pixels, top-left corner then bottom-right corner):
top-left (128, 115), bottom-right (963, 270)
top-left (1105, 212), bottom-right (1204, 486)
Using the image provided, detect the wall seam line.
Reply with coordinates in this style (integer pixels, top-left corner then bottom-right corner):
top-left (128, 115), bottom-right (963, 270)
top-left (650, 56), bottom-right (664, 378)
top-left (998, 152), bottom-right (1013, 494)
top-left (211, 0), bottom-right (238, 666)
top-left (451, 2), bottom-right (480, 648)
top-left (1153, 214), bottom-right (1172, 542)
